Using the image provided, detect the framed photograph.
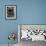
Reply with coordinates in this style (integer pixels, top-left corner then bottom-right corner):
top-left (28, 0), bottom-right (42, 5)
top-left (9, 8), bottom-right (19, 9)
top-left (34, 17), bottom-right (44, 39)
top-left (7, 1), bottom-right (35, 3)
top-left (5, 5), bottom-right (16, 20)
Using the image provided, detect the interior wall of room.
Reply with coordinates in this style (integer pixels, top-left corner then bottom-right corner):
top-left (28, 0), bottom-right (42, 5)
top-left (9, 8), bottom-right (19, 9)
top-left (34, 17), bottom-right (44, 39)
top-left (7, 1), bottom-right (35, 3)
top-left (0, 0), bottom-right (46, 45)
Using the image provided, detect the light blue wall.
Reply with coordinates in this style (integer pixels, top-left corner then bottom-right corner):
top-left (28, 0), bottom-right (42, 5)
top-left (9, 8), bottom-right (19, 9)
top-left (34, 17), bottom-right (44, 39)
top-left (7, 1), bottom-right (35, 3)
top-left (0, 0), bottom-right (46, 44)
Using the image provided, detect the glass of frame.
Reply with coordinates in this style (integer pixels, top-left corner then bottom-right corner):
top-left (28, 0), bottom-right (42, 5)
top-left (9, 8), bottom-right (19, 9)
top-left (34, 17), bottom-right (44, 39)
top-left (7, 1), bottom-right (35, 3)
top-left (5, 5), bottom-right (16, 20)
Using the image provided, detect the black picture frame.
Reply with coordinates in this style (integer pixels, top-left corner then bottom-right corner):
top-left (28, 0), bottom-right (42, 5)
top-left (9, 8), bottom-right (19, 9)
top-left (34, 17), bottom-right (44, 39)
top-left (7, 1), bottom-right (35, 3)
top-left (5, 5), bottom-right (16, 20)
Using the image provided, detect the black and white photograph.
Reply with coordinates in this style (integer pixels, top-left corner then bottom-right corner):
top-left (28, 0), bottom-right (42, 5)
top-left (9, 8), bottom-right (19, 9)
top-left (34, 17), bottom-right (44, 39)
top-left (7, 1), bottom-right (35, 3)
top-left (5, 5), bottom-right (16, 20)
